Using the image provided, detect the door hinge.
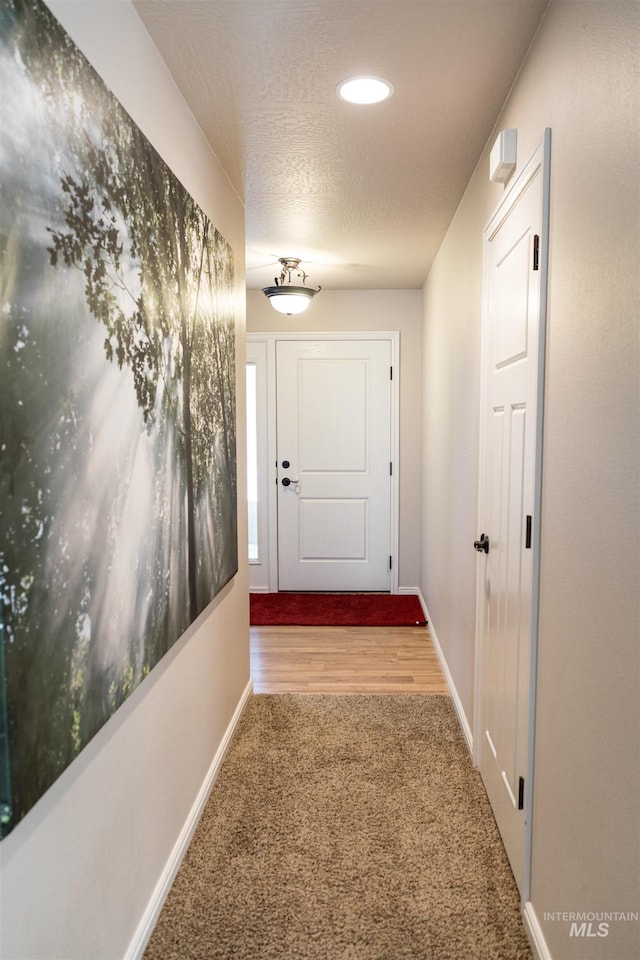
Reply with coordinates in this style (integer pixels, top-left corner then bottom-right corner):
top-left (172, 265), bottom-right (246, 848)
top-left (389, 462), bottom-right (393, 476)
top-left (525, 514), bottom-right (532, 549)
top-left (518, 776), bottom-right (525, 811)
top-left (389, 556), bottom-right (392, 570)
top-left (533, 234), bottom-right (540, 271)
top-left (390, 366), bottom-right (393, 380)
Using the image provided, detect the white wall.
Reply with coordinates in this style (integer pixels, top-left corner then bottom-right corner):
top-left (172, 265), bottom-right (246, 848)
top-left (422, 2), bottom-right (639, 958)
top-left (247, 288), bottom-right (423, 590)
top-left (0, 3), bottom-right (250, 959)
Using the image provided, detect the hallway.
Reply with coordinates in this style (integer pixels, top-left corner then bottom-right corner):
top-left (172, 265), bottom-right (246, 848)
top-left (2, 5), bottom-right (637, 960)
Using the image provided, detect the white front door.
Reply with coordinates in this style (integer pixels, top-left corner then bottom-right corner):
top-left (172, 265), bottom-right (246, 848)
top-left (476, 138), bottom-right (549, 893)
top-left (276, 339), bottom-right (392, 591)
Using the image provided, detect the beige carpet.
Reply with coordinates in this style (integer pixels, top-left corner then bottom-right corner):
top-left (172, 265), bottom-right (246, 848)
top-left (144, 695), bottom-right (533, 959)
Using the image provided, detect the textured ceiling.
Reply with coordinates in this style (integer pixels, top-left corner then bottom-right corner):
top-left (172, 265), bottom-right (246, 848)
top-left (133, 0), bottom-right (549, 290)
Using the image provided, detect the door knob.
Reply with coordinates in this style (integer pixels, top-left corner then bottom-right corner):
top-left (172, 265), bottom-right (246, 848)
top-left (474, 533), bottom-right (490, 554)
top-left (281, 477), bottom-right (298, 487)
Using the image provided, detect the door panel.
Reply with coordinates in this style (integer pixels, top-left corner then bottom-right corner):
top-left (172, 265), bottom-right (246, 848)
top-left (494, 227), bottom-right (531, 366)
top-left (478, 145), bottom-right (547, 894)
top-left (277, 339), bottom-right (391, 591)
top-left (299, 498), bottom-right (368, 560)
top-left (300, 360), bottom-right (368, 470)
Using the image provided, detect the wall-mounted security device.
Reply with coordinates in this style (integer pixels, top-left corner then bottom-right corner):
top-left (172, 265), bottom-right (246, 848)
top-left (489, 128), bottom-right (517, 183)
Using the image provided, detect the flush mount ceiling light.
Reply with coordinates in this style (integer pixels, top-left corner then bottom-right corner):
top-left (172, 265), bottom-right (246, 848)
top-left (337, 76), bottom-right (393, 104)
top-left (261, 258), bottom-right (321, 315)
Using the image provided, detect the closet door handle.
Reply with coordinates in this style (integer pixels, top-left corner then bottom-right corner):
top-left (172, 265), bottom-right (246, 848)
top-left (474, 533), bottom-right (490, 554)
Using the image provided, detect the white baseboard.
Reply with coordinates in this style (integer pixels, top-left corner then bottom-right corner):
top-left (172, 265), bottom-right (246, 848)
top-left (523, 901), bottom-right (553, 960)
top-left (413, 592), bottom-right (474, 756)
top-left (126, 679), bottom-right (254, 959)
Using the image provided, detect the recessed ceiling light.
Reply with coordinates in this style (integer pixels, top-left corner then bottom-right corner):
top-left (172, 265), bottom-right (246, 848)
top-left (337, 76), bottom-right (393, 105)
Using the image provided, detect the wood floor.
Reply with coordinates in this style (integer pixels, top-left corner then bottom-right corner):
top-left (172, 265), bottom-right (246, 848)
top-left (250, 624), bottom-right (450, 695)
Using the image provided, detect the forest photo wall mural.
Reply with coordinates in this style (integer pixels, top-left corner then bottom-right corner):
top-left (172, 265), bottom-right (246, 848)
top-left (0, 0), bottom-right (238, 836)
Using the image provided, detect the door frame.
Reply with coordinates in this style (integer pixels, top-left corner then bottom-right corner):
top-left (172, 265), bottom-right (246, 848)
top-left (247, 331), bottom-right (400, 594)
top-left (473, 130), bottom-right (551, 902)
top-left (246, 338), bottom-right (270, 591)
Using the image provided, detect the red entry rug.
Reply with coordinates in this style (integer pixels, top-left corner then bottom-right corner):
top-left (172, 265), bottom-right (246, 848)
top-left (250, 592), bottom-right (427, 627)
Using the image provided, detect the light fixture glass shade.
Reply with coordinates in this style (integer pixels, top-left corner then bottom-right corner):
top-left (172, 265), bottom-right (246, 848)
top-left (262, 286), bottom-right (317, 315)
top-left (337, 76), bottom-right (393, 104)
top-left (262, 258), bottom-right (321, 315)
